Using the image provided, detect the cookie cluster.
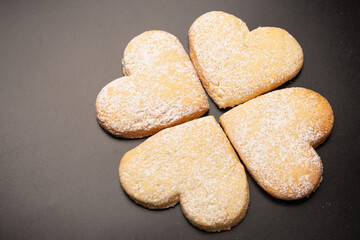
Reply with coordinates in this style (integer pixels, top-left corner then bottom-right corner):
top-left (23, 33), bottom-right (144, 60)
top-left (96, 11), bottom-right (334, 232)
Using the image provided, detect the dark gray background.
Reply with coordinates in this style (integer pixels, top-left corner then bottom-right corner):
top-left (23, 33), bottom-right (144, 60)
top-left (1, 0), bottom-right (359, 239)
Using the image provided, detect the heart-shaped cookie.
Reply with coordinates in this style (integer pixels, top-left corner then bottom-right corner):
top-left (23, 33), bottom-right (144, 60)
top-left (220, 88), bottom-right (334, 200)
top-left (119, 116), bottom-right (249, 232)
top-left (96, 31), bottom-right (209, 138)
top-left (189, 11), bottom-right (304, 108)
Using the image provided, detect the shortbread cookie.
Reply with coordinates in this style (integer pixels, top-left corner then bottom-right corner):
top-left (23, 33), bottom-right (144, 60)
top-left (119, 116), bottom-right (249, 232)
top-left (220, 88), bottom-right (334, 200)
top-left (189, 11), bottom-right (304, 108)
top-left (96, 31), bottom-right (209, 138)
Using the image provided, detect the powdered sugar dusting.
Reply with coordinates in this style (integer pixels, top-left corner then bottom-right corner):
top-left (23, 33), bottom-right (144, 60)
top-left (189, 11), bottom-right (303, 108)
top-left (96, 30), bottom-right (208, 138)
top-left (220, 88), bottom-right (334, 200)
top-left (119, 116), bottom-right (249, 231)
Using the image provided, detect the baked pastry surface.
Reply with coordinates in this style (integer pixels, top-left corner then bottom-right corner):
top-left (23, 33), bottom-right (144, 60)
top-left (189, 11), bottom-right (303, 108)
top-left (96, 30), bottom-right (208, 138)
top-left (220, 88), bottom-right (334, 200)
top-left (119, 116), bottom-right (249, 231)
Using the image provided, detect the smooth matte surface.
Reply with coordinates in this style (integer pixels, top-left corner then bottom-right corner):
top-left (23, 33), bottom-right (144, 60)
top-left (0, 0), bottom-right (359, 239)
